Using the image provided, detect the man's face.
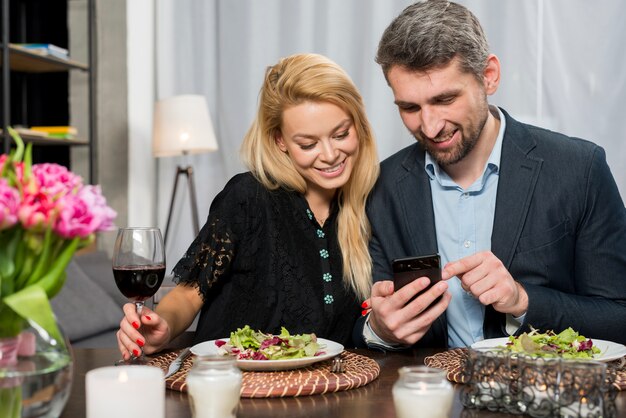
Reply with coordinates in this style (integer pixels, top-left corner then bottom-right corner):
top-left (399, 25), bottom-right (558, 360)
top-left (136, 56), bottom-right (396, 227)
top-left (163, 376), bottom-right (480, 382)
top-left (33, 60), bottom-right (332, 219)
top-left (387, 59), bottom-right (491, 167)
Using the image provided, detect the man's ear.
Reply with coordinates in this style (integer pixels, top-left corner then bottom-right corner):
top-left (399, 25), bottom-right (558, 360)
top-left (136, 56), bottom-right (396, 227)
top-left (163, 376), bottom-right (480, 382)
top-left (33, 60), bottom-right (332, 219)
top-left (483, 54), bottom-right (501, 95)
top-left (275, 133), bottom-right (288, 152)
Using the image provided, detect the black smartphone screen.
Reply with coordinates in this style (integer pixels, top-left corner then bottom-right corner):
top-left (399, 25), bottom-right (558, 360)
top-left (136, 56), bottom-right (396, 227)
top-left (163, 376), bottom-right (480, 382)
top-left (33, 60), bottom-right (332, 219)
top-left (392, 254), bottom-right (441, 296)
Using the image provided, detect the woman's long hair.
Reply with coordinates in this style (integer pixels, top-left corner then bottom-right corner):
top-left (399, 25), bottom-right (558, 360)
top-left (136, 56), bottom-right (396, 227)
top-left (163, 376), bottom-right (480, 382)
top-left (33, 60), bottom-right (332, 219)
top-left (240, 53), bottom-right (379, 301)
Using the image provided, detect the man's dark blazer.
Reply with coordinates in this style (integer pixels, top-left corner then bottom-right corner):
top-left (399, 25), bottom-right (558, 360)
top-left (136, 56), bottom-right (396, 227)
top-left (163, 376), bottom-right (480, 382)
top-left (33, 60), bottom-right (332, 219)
top-left (361, 108), bottom-right (626, 347)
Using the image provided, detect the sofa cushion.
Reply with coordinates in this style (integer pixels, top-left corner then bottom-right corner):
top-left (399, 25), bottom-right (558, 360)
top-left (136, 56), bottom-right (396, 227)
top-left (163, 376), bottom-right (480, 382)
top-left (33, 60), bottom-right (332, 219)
top-left (73, 250), bottom-right (128, 306)
top-left (51, 260), bottom-right (122, 342)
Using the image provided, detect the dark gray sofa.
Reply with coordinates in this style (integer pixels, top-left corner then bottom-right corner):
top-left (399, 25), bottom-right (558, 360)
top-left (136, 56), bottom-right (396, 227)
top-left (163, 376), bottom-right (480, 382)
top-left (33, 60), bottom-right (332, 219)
top-left (51, 251), bottom-right (125, 348)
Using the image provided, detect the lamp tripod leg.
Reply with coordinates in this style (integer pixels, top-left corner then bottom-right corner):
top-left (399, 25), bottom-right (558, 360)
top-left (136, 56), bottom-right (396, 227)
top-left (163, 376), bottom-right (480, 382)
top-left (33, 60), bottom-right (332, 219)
top-left (185, 166), bottom-right (200, 236)
top-left (164, 167), bottom-right (184, 246)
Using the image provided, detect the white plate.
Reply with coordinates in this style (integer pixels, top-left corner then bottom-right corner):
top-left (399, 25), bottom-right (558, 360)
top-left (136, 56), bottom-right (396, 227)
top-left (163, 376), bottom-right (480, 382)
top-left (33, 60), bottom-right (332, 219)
top-left (190, 337), bottom-right (344, 371)
top-left (471, 337), bottom-right (626, 362)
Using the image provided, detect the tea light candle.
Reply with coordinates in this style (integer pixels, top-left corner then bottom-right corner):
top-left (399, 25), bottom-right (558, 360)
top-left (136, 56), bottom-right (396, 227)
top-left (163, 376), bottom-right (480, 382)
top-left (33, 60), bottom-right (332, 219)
top-left (392, 366), bottom-right (454, 418)
top-left (558, 361), bottom-right (607, 418)
top-left (560, 399), bottom-right (603, 418)
top-left (522, 384), bottom-right (555, 412)
top-left (86, 366), bottom-right (164, 418)
top-left (477, 381), bottom-right (507, 404)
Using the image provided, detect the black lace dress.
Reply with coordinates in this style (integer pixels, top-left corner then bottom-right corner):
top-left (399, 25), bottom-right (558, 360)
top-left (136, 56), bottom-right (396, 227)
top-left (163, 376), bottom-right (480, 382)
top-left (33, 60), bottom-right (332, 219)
top-left (172, 172), bottom-right (361, 347)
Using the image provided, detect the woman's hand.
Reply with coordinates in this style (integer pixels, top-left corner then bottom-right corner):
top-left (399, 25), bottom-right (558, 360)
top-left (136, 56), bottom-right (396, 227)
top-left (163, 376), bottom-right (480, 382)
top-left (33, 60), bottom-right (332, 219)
top-left (116, 303), bottom-right (171, 360)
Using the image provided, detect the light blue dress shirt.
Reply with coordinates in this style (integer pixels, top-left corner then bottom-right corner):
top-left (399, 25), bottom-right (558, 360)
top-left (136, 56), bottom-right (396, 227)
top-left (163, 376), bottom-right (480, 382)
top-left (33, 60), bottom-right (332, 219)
top-left (425, 106), bottom-right (506, 348)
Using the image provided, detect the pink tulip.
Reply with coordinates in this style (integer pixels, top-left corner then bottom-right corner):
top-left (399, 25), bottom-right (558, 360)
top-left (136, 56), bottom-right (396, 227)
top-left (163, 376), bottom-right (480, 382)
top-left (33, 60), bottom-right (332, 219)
top-left (0, 178), bottom-right (20, 229)
top-left (79, 185), bottom-right (117, 231)
top-left (54, 185), bottom-right (117, 238)
top-left (31, 163), bottom-right (82, 199)
top-left (18, 191), bottom-right (57, 230)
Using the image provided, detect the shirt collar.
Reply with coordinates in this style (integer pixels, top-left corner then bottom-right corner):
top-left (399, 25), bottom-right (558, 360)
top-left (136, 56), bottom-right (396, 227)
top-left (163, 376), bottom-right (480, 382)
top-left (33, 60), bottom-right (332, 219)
top-left (425, 105), bottom-right (506, 185)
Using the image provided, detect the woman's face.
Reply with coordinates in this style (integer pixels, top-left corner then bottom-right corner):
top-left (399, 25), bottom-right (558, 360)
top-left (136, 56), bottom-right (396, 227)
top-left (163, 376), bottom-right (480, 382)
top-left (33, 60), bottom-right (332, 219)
top-left (276, 101), bottom-right (359, 197)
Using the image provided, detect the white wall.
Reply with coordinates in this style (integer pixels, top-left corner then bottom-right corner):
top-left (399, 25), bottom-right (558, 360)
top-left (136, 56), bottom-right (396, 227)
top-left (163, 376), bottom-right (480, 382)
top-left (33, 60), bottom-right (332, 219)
top-left (126, 0), bottom-right (157, 228)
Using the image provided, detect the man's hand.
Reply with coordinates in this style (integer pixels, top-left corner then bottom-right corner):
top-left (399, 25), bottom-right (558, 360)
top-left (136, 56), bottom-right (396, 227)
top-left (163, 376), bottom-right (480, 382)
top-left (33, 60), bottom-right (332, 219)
top-left (368, 277), bottom-right (450, 345)
top-left (442, 251), bottom-right (528, 317)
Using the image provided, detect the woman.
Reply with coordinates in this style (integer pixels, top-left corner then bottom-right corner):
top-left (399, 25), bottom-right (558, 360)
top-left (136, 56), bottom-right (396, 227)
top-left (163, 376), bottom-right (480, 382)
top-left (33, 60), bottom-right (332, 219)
top-left (116, 53), bottom-right (379, 360)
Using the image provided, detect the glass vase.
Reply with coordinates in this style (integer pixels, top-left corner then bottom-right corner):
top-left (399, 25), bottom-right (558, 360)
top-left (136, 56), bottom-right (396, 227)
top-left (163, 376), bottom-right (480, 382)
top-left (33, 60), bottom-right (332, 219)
top-left (0, 320), bottom-right (73, 418)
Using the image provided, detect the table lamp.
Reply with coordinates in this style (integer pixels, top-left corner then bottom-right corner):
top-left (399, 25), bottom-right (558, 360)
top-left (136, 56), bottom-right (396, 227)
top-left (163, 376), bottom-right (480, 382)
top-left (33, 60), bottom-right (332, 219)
top-left (152, 95), bottom-right (219, 245)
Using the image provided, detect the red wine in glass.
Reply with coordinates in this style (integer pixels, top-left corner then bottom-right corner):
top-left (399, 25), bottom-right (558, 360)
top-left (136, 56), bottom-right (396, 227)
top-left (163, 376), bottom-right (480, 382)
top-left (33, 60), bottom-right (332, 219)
top-left (112, 227), bottom-right (165, 365)
top-left (113, 265), bottom-right (166, 302)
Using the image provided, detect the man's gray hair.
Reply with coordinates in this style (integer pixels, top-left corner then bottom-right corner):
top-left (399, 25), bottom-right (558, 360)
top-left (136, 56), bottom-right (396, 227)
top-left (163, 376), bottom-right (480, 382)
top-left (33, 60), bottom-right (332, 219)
top-left (376, 0), bottom-right (490, 81)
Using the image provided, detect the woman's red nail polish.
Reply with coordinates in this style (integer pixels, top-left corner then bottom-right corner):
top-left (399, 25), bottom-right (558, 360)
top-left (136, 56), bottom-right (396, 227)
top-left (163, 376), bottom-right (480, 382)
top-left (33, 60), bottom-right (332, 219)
top-left (136, 339), bottom-right (145, 347)
top-left (361, 301), bottom-right (369, 309)
top-left (132, 349), bottom-right (140, 357)
top-left (361, 310), bottom-right (368, 316)
top-left (145, 315), bottom-right (152, 321)
top-left (132, 321), bottom-right (140, 329)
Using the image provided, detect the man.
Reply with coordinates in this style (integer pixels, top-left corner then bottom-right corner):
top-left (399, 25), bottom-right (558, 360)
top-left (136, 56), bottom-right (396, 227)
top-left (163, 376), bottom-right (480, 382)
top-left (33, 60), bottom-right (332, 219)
top-left (358, 0), bottom-right (626, 349)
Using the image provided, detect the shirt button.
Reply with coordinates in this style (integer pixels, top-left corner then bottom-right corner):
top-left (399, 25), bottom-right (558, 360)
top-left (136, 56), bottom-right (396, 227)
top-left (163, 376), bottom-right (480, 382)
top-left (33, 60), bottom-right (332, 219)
top-left (462, 192), bottom-right (469, 199)
top-left (464, 240), bottom-right (471, 248)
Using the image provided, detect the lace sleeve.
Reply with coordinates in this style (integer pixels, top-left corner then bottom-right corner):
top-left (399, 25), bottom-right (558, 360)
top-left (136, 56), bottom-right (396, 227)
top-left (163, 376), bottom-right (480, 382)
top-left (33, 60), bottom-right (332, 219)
top-left (171, 173), bottom-right (256, 301)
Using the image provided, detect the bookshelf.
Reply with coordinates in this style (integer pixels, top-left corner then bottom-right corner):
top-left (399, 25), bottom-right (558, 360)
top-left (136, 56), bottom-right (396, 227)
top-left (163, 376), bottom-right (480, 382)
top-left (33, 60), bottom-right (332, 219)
top-left (0, 0), bottom-right (97, 183)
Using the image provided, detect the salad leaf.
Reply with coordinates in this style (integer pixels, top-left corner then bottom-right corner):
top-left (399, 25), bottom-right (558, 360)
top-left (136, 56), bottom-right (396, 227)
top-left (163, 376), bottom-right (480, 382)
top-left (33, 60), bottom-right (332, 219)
top-left (215, 325), bottom-right (324, 361)
top-left (503, 327), bottom-right (601, 359)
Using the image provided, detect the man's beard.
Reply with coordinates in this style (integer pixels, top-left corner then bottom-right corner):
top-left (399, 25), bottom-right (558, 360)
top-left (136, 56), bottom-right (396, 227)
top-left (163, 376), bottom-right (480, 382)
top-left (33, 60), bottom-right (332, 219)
top-left (413, 113), bottom-right (488, 167)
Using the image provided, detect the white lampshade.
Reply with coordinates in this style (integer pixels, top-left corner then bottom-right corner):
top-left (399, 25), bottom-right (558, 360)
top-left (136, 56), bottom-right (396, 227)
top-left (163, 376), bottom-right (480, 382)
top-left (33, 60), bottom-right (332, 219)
top-left (152, 95), bottom-right (219, 157)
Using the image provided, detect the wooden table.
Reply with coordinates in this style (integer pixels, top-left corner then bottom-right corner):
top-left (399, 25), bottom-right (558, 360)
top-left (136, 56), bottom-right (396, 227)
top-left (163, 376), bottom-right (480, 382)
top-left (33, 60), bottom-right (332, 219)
top-left (61, 348), bottom-right (625, 418)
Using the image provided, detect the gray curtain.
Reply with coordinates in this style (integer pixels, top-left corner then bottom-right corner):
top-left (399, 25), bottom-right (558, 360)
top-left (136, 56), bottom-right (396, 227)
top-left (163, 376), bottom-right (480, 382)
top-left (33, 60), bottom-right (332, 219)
top-left (153, 0), bottom-right (626, 265)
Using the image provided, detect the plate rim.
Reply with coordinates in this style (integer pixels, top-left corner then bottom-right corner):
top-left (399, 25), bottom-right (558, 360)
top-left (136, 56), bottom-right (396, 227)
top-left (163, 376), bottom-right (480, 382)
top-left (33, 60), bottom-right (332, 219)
top-left (190, 337), bottom-right (344, 371)
top-left (470, 337), bottom-right (626, 362)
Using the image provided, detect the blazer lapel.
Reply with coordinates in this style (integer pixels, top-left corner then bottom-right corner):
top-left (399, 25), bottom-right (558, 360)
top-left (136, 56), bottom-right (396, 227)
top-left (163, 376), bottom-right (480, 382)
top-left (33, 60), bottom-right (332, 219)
top-left (396, 145), bottom-right (439, 256)
top-left (491, 111), bottom-right (543, 268)
top-left (485, 110), bottom-right (542, 338)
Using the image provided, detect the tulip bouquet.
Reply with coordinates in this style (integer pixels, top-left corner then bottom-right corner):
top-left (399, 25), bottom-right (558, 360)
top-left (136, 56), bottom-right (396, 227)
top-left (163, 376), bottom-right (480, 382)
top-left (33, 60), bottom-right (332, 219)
top-left (0, 127), bottom-right (116, 345)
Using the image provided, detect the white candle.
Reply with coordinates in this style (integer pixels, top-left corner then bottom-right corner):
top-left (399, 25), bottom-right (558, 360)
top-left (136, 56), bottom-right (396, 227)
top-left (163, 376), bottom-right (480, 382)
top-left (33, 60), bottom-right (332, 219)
top-left (393, 387), bottom-right (454, 418)
top-left (86, 366), bottom-right (164, 418)
top-left (392, 366), bottom-right (454, 418)
top-left (560, 399), bottom-right (603, 417)
top-left (186, 356), bottom-right (242, 418)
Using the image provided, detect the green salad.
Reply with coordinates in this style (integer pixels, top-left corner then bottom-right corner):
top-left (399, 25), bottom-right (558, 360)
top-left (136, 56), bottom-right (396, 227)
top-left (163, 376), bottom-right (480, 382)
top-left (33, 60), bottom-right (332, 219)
top-left (214, 325), bottom-right (323, 360)
top-left (503, 327), bottom-right (601, 359)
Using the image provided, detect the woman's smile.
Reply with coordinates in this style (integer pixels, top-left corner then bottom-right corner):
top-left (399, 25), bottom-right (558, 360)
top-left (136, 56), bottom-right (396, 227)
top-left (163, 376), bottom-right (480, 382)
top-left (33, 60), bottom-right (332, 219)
top-left (316, 160), bottom-right (346, 177)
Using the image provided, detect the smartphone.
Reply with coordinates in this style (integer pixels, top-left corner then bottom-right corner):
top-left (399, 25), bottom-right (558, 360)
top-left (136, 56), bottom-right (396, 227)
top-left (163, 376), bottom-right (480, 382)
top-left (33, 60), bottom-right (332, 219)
top-left (392, 254), bottom-right (442, 301)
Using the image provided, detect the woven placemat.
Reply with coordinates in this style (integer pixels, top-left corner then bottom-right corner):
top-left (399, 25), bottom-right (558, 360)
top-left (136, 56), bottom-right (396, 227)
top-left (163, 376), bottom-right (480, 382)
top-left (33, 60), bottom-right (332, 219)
top-left (424, 348), bottom-right (626, 390)
top-left (424, 348), bottom-right (470, 384)
top-left (149, 350), bottom-right (380, 398)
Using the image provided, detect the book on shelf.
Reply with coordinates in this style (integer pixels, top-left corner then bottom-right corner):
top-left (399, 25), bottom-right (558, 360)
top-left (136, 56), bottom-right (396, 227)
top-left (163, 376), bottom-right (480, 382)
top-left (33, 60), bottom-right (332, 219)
top-left (29, 126), bottom-right (78, 139)
top-left (30, 126), bottom-right (78, 135)
top-left (11, 43), bottom-right (69, 60)
top-left (13, 127), bottom-right (49, 137)
top-left (45, 133), bottom-right (76, 140)
top-left (2, 127), bottom-right (77, 140)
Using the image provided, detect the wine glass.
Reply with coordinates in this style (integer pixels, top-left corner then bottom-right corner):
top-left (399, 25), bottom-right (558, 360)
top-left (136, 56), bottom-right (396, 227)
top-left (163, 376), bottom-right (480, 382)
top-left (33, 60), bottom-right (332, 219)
top-left (112, 227), bottom-right (166, 365)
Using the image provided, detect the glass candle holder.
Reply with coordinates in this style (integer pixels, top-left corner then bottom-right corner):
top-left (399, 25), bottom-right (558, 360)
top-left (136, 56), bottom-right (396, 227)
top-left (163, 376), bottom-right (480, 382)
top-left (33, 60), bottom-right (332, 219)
top-left (461, 349), bottom-right (522, 414)
top-left (518, 355), bottom-right (561, 417)
top-left (392, 366), bottom-right (454, 418)
top-left (186, 355), bottom-right (242, 418)
top-left (558, 360), bottom-right (607, 418)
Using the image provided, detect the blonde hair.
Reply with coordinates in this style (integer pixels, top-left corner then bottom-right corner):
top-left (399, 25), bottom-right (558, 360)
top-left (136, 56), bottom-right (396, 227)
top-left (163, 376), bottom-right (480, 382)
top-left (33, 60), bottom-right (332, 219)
top-left (240, 53), bottom-right (379, 301)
